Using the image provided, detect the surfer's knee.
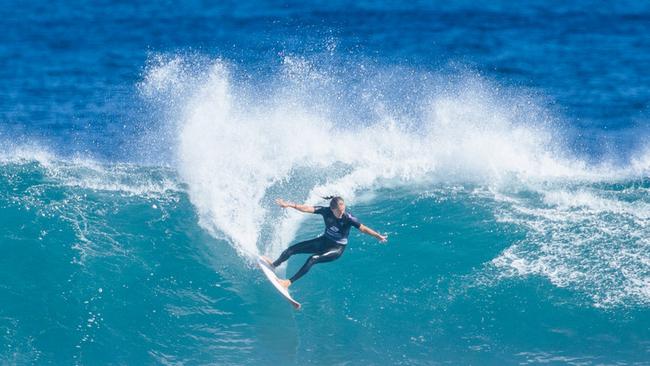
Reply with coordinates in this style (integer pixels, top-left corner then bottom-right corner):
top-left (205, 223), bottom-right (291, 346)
top-left (307, 254), bottom-right (321, 264)
top-left (318, 247), bottom-right (344, 262)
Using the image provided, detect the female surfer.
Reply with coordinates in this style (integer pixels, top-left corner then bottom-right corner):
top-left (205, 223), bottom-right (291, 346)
top-left (263, 196), bottom-right (387, 289)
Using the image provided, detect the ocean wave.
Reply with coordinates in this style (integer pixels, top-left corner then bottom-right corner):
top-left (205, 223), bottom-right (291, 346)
top-left (1, 56), bottom-right (648, 309)
top-left (137, 55), bottom-right (650, 269)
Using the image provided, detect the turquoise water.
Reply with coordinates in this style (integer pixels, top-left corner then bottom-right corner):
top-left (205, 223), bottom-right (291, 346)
top-left (2, 1), bottom-right (650, 364)
top-left (1, 159), bottom-right (648, 364)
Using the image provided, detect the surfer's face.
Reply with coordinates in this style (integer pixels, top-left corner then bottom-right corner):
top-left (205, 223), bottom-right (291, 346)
top-left (332, 200), bottom-right (346, 217)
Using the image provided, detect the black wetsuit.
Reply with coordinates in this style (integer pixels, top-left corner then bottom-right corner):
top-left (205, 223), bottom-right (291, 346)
top-left (272, 206), bottom-right (362, 283)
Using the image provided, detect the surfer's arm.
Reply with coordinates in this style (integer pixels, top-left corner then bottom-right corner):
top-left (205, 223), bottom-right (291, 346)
top-left (359, 224), bottom-right (388, 243)
top-left (275, 198), bottom-right (315, 213)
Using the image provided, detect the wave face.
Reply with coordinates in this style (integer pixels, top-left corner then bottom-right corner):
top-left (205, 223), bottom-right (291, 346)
top-left (3, 1), bottom-right (650, 364)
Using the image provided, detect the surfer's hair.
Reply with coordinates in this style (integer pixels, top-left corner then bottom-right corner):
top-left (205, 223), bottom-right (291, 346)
top-left (322, 196), bottom-right (344, 209)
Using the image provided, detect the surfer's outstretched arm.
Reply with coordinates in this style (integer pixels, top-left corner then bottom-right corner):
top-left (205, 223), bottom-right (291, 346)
top-left (276, 198), bottom-right (315, 213)
top-left (359, 224), bottom-right (388, 243)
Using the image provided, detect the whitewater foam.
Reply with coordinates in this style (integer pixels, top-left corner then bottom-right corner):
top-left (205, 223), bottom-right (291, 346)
top-left (491, 183), bottom-right (650, 307)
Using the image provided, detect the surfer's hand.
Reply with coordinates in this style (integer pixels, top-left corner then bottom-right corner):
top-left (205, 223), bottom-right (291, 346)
top-left (378, 234), bottom-right (388, 243)
top-left (276, 198), bottom-right (292, 208)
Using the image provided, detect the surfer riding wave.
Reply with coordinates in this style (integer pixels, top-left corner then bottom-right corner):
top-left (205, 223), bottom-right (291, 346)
top-left (263, 196), bottom-right (387, 289)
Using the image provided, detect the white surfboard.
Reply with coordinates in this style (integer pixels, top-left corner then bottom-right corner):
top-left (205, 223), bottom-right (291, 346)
top-left (257, 256), bottom-right (301, 309)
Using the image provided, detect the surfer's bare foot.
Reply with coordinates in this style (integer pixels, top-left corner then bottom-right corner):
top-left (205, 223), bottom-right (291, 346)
top-left (278, 279), bottom-right (291, 289)
top-left (261, 255), bottom-right (275, 268)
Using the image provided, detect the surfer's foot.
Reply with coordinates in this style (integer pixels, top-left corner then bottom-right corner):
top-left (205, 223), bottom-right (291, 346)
top-left (278, 279), bottom-right (292, 289)
top-left (261, 256), bottom-right (275, 268)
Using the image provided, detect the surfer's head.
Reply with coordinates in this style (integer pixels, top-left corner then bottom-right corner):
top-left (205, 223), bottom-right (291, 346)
top-left (323, 196), bottom-right (345, 216)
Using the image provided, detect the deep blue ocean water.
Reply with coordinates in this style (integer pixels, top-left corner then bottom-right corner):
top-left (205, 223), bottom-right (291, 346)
top-left (1, 1), bottom-right (650, 365)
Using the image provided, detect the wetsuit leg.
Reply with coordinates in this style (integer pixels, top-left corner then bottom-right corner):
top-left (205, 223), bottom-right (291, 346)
top-left (272, 237), bottom-right (326, 267)
top-left (289, 244), bottom-right (345, 283)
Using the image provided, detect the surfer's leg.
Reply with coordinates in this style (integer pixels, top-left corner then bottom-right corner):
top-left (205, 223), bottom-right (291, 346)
top-left (272, 237), bottom-right (326, 267)
top-left (289, 244), bottom-right (345, 283)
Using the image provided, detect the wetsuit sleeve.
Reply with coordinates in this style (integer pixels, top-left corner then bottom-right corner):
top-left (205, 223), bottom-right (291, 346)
top-left (313, 206), bottom-right (328, 215)
top-left (347, 213), bottom-right (361, 229)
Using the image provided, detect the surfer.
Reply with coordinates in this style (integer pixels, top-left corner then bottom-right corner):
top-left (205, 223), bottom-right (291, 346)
top-left (263, 196), bottom-right (387, 289)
